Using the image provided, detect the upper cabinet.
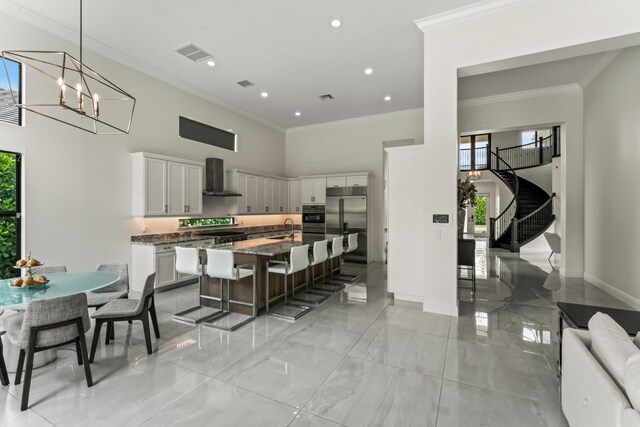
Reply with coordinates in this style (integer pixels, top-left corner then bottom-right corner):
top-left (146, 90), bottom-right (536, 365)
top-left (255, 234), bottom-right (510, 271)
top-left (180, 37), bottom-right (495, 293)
top-left (326, 176), bottom-right (347, 188)
top-left (346, 175), bottom-right (368, 187)
top-left (289, 179), bottom-right (302, 213)
top-left (301, 178), bottom-right (326, 204)
top-left (132, 153), bottom-right (204, 217)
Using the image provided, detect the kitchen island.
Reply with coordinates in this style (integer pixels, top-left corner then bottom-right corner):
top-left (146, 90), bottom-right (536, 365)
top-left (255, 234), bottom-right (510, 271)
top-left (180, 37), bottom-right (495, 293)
top-left (198, 236), bottom-right (335, 316)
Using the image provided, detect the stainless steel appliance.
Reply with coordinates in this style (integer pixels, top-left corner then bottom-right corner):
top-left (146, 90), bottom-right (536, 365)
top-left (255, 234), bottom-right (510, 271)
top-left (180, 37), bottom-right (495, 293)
top-left (203, 158), bottom-right (242, 197)
top-left (302, 205), bottom-right (326, 246)
top-left (326, 187), bottom-right (367, 263)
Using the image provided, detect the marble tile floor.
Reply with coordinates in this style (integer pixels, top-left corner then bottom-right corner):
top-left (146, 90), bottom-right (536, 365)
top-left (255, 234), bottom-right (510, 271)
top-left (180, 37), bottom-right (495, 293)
top-left (0, 247), bottom-right (629, 426)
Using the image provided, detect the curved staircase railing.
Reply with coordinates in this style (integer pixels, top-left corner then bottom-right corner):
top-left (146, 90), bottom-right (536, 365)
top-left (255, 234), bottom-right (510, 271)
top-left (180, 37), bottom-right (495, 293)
top-left (490, 152), bottom-right (518, 240)
top-left (514, 193), bottom-right (555, 245)
top-left (495, 135), bottom-right (554, 170)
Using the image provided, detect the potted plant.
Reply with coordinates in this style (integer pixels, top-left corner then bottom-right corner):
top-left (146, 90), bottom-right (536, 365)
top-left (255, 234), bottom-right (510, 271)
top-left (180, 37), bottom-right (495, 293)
top-left (457, 178), bottom-right (477, 238)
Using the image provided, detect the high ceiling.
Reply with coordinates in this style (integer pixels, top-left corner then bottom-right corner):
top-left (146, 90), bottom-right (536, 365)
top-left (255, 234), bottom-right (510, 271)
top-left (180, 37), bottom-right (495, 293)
top-left (0, 0), bottom-right (484, 130)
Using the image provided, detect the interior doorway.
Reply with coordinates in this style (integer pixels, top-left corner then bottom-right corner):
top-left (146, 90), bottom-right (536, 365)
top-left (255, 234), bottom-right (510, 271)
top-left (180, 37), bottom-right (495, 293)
top-left (474, 194), bottom-right (489, 236)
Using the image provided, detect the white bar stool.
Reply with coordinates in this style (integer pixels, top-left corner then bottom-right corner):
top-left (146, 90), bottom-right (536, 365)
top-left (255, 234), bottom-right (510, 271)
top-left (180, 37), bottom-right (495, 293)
top-left (266, 244), bottom-right (313, 321)
top-left (291, 240), bottom-right (330, 306)
top-left (334, 233), bottom-right (359, 283)
top-left (173, 247), bottom-right (224, 325)
top-left (317, 236), bottom-right (346, 291)
top-left (203, 249), bottom-right (257, 331)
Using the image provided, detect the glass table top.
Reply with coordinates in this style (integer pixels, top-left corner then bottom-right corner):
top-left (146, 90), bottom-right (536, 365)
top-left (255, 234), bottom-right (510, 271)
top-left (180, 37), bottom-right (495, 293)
top-left (0, 271), bottom-right (119, 310)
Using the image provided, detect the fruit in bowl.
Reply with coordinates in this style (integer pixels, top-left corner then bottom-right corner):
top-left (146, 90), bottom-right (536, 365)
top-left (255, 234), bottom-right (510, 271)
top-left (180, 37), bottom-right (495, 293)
top-left (34, 276), bottom-right (47, 284)
top-left (22, 277), bottom-right (34, 287)
top-left (12, 278), bottom-right (23, 287)
top-left (15, 259), bottom-right (27, 267)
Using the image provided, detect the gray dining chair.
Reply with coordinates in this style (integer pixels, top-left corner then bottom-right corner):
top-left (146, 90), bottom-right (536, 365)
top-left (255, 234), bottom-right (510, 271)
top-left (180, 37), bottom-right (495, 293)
top-left (11, 293), bottom-right (92, 411)
top-left (90, 273), bottom-right (159, 360)
top-left (0, 310), bottom-right (8, 387)
top-left (88, 263), bottom-right (130, 344)
top-left (31, 265), bottom-right (66, 275)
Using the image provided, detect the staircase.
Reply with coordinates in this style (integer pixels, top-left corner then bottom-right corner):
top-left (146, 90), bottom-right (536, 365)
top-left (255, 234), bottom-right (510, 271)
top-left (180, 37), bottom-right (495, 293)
top-left (490, 169), bottom-right (555, 251)
top-left (460, 127), bottom-right (559, 252)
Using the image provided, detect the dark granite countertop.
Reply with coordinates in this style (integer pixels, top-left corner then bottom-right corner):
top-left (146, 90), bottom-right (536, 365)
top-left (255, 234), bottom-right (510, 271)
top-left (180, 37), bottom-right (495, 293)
top-left (131, 225), bottom-right (300, 246)
top-left (201, 236), bottom-right (306, 256)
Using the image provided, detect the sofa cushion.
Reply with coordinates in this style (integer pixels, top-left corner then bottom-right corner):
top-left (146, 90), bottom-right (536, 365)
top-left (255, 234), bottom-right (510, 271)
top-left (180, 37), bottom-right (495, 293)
top-left (625, 353), bottom-right (640, 411)
top-left (588, 312), bottom-right (640, 392)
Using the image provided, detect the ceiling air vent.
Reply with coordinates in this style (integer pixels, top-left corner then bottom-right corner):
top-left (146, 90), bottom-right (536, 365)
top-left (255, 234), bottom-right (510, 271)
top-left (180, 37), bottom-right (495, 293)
top-left (236, 80), bottom-right (255, 88)
top-left (175, 44), bottom-right (212, 62)
top-left (319, 94), bottom-right (334, 101)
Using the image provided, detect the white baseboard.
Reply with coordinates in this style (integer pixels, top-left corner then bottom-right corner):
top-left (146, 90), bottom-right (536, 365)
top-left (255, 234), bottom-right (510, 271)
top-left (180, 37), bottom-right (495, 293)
top-left (423, 301), bottom-right (459, 317)
top-left (394, 293), bottom-right (423, 303)
top-left (584, 273), bottom-right (640, 310)
top-left (561, 268), bottom-right (584, 278)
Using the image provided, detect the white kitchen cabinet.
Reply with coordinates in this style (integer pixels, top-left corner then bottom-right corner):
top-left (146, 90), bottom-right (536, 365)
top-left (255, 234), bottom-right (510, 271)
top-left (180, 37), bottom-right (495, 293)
top-left (279, 180), bottom-right (289, 213)
top-left (273, 180), bottom-right (281, 213)
top-left (289, 179), bottom-right (302, 213)
top-left (156, 250), bottom-right (178, 288)
top-left (141, 157), bottom-right (167, 216)
top-left (326, 176), bottom-right (347, 188)
top-left (235, 173), bottom-right (248, 213)
top-left (301, 178), bottom-right (326, 204)
top-left (257, 177), bottom-right (266, 214)
top-left (347, 175), bottom-right (368, 187)
top-left (264, 178), bottom-right (274, 213)
top-left (246, 175), bottom-right (258, 213)
top-left (132, 153), bottom-right (203, 217)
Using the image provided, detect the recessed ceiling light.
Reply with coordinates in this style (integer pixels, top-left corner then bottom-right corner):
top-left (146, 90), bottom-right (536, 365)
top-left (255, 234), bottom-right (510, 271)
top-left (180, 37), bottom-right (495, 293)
top-left (295, 111), bottom-right (301, 117)
top-left (206, 60), bottom-right (216, 67)
top-left (364, 68), bottom-right (373, 75)
top-left (331, 19), bottom-right (342, 28)
top-left (384, 95), bottom-right (391, 101)
top-left (261, 92), bottom-right (268, 98)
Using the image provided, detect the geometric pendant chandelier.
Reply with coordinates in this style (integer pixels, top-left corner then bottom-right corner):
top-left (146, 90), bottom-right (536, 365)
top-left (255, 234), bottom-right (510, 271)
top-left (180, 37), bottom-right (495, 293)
top-left (1, 0), bottom-right (135, 134)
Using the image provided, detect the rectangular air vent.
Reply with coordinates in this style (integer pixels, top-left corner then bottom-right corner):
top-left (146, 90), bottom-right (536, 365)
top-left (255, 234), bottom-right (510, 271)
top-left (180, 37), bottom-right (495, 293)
top-left (175, 44), bottom-right (212, 62)
top-left (319, 94), bottom-right (334, 101)
top-left (236, 80), bottom-right (255, 88)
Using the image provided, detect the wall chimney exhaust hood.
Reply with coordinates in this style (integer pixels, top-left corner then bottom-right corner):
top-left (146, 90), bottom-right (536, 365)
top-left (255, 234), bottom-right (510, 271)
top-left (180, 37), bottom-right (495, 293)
top-left (203, 158), bottom-right (241, 197)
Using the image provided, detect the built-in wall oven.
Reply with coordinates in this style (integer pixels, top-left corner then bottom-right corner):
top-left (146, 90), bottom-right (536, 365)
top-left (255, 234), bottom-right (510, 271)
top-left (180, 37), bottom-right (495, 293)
top-left (302, 205), bottom-right (326, 245)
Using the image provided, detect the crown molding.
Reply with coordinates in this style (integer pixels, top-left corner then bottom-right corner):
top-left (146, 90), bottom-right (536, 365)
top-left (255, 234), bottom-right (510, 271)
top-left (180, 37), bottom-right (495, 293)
top-left (458, 83), bottom-right (582, 108)
top-left (415, 0), bottom-right (537, 32)
top-left (0, 4), bottom-right (285, 133)
top-left (286, 108), bottom-right (424, 133)
top-left (579, 49), bottom-right (622, 89)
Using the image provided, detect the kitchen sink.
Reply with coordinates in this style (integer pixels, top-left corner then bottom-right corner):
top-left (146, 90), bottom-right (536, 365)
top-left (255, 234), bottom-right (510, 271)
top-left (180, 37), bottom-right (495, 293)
top-left (267, 235), bottom-right (290, 240)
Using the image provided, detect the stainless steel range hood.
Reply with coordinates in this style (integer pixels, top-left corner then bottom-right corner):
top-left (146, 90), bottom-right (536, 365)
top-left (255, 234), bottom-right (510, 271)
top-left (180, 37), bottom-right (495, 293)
top-left (203, 158), bottom-right (242, 197)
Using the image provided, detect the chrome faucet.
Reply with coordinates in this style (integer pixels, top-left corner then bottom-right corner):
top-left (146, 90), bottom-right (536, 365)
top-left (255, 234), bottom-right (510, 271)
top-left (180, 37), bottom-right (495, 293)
top-left (284, 218), bottom-right (295, 241)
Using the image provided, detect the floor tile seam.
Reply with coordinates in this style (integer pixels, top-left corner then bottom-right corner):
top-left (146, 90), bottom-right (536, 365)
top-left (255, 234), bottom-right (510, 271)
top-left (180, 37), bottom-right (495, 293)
top-left (434, 330), bottom-right (450, 426)
top-left (438, 377), bottom-right (561, 406)
top-left (209, 376), bottom-right (303, 415)
top-left (369, 323), bottom-right (452, 340)
top-left (444, 336), bottom-right (550, 362)
top-left (345, 347), bottom-right (446, 380)
top-left (285, 411), bottom-right (349, 427)
top-left (1, 390), bottom-right (56, 426)
top-left (134, 377), bottom-right (217, 427)
top-left (279, 334), bottom-right (360, 357)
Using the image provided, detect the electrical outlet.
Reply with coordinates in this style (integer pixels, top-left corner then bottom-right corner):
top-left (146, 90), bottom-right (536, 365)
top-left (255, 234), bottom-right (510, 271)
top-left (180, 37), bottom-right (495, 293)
top-left (434, 229), bottom-right (441, 239)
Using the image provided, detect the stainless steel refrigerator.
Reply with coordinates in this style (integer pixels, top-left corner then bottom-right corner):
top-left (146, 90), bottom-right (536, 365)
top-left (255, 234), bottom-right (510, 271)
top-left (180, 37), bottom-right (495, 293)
top-left (326, 186), bottom-right (367, 263)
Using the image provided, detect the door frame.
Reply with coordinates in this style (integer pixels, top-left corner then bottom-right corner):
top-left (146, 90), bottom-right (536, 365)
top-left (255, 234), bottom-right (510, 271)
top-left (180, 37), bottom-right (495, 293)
top-left (0, 149), bottom-right (22, 275)
top-left (474, 193), bottom-right (490, 236)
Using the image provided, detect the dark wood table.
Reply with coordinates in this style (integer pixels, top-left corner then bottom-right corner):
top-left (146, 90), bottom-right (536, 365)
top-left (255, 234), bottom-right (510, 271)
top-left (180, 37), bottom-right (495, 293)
top-left (556, 302), bottom-right (640, 374)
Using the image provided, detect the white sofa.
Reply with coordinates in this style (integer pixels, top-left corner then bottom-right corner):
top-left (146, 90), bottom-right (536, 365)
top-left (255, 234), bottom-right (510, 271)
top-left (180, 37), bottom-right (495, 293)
top-left (562, 328), bottom-right (640, 427)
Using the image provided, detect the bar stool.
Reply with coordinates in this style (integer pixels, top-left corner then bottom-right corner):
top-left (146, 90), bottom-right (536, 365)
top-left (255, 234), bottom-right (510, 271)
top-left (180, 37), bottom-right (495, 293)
top-left (203, 249), bottom-right (257, 331)
top-left (333, 233), bottom-right (359, 283)
top-left (266, 244), bottom-right (313, 321)
top-left (317, 236), bottom-right (346, 291)
top-left (173, 247), bottom-right (223, 325)
top-left (291, 240), bottom-right (330, 306)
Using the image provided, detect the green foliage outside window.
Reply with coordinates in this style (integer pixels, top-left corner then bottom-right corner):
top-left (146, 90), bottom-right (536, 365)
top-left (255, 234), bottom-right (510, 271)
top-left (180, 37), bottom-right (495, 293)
top-left (179, 217), bottom-right (234, 228)
top-left (475, 196), bottom-right (487, 226)
top-left (0, 153), bottom-right (18, 279)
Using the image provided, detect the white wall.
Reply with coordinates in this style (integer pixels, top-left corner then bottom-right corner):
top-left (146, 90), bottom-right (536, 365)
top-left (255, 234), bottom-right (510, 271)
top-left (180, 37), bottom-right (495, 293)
top-left (584, 46), bottom-right (640, 306)
top-left (285, 111), bottom-right (424, 261)
top-left (0, 12), bottom-right (286, 271)
top-left (411, 0), bottom-right (640, 315)
top-left (458, 89), bottom-right (582, 273)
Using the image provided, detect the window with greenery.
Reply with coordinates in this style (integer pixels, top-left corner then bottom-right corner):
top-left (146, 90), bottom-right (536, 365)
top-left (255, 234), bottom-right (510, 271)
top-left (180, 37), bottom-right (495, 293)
top-left (0, 58), bottom-right (22, 126)
top-left (179, 217), bottom-right (234, 228)
top-left (0, 151), bottom-right (21, 279)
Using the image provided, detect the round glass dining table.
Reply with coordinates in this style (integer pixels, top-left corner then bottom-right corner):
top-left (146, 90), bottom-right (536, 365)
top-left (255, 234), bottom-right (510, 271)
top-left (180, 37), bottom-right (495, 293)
top-left (1, 271), bottom-right (119, 372)
top-left (0, 271), bottom-right (119, 310)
